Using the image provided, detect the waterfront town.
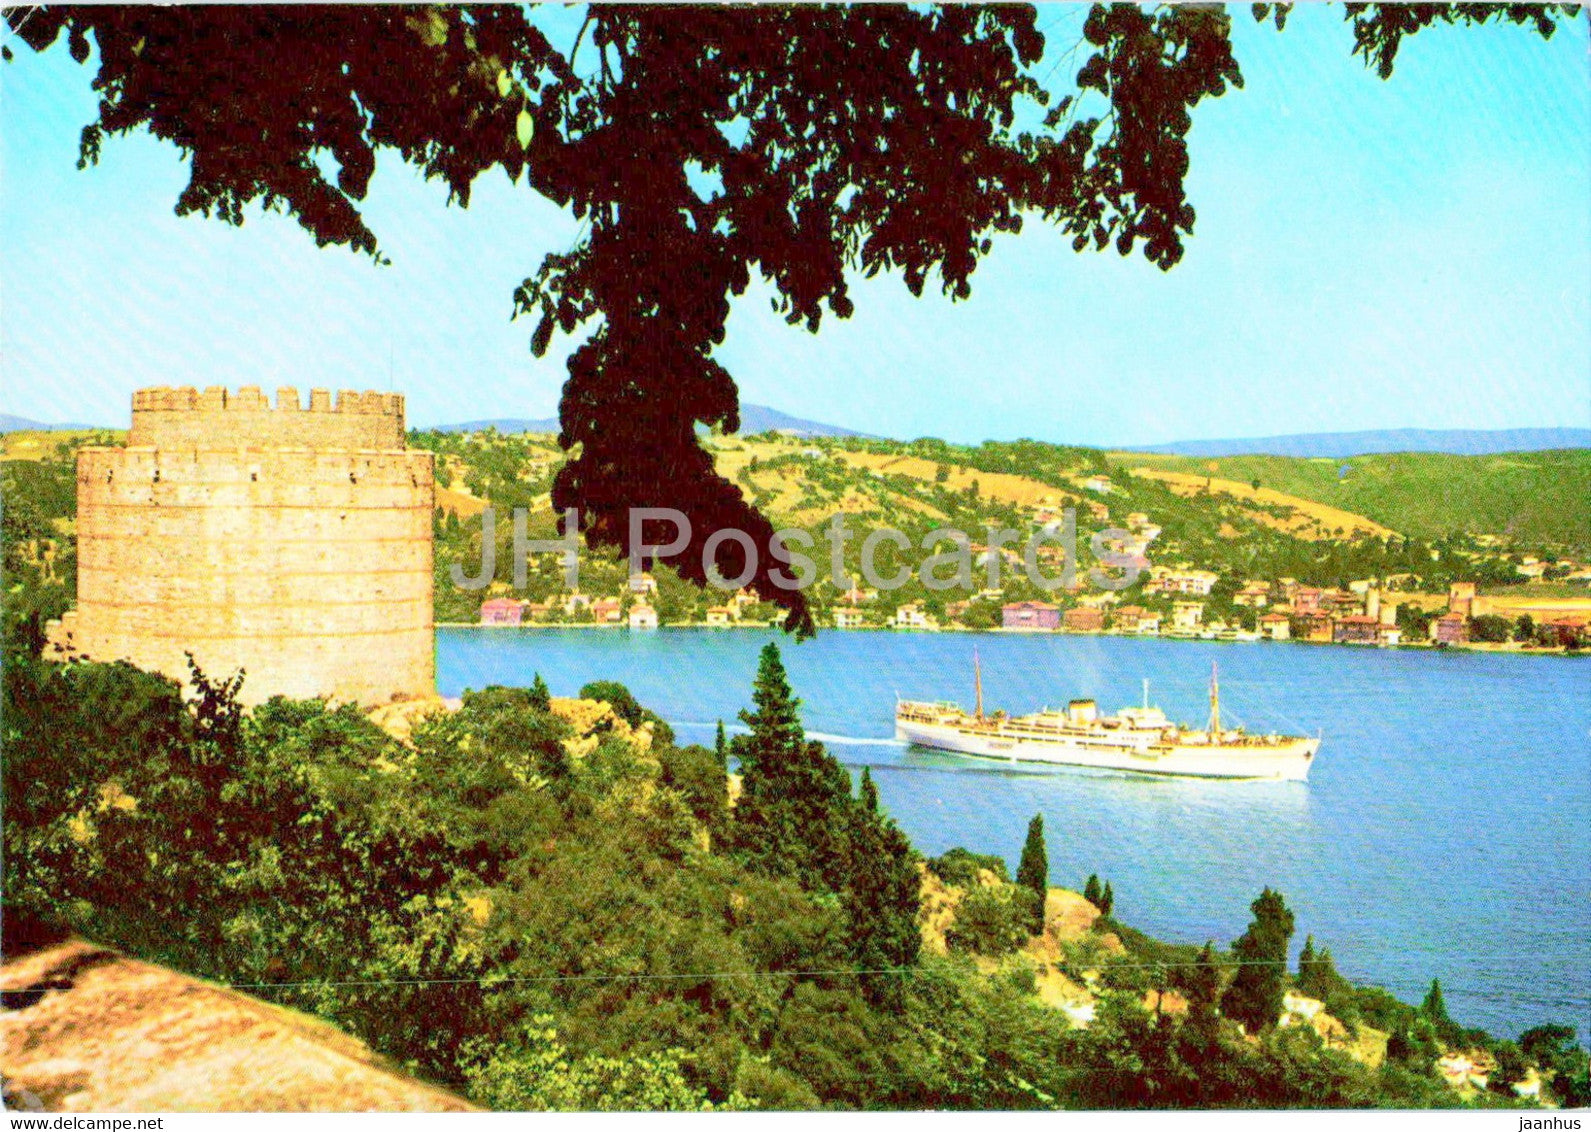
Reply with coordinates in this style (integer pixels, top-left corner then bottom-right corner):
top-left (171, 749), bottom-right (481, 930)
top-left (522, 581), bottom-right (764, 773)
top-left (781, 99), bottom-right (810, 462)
top-left (473, 504), bottom-right (1591, 652)
top-left (476, 574), bottom-right (1590, 651)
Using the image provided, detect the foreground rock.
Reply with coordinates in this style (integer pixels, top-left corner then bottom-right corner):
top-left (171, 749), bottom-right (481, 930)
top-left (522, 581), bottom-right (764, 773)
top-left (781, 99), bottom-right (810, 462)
top-left (1, 939), bottom-right (474, 1112)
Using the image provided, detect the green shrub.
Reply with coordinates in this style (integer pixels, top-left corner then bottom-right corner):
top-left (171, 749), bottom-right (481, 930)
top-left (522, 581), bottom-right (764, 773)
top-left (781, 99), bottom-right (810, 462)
top-left (945, 885), bottom-right (1035, 956)
top-left (927, 847), bottom-right (1009, 888)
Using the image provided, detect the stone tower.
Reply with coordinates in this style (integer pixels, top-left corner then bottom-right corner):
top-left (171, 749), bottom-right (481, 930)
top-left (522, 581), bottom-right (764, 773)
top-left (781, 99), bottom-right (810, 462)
top-left (47, 385), bottom-right (435, 705)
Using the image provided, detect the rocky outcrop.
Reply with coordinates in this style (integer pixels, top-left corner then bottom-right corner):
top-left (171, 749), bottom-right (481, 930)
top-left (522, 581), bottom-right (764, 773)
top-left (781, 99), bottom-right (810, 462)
top-left (1, 940), bottom-right (474, 1112)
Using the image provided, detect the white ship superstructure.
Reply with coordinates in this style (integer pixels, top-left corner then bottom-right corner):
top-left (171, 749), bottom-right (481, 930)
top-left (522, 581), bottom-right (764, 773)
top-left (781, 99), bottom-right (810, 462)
top-left (894, 658), bottom-right (1318, 781)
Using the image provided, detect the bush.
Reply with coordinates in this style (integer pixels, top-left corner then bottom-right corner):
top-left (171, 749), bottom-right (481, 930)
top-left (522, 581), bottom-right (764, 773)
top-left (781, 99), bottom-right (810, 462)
top-left (580, 679), bottom-right (676, 746)
top-left (945, 885), bottom-right (1035, 956)
top-left (659, 744), bottom-right (729, 831)
top-left (928, 847), bottom-right (1009, 888)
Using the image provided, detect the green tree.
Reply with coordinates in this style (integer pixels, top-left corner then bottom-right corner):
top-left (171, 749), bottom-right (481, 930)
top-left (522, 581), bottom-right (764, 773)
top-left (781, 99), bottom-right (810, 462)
top-left (1180, 941), bottom-right (1225, 1038)
top-left (463, 1016), bottom-right (751, 1111)
top-left (1295, 934), bottom-right (1350, 1003)
top-left (1015, 813), bottom-right (1048, 935)
top-left (730, 644), bottom-right (918, 998)
top-left (580, 679), bottom-right (646, 726)
top-left (859, 767), bottom-right (879, 814)
top-left (1223, 887), bottom-right (1295, 1033)
top-left (580, 679), bottom-right (675, 745)
top-left (1520, 1024), bottom-right (1591, 1108)
top-left (1100, 881), bottom-right (1115, 918)
top-left (1084, 873), bottom-right (1102, 907)
top-left (528, 671), bottom-right (551, 711)
top-left (1297, 935), bottom-right (1319, 994)
top-left (1419, 978), bottom-right (1448, 1027)
top-left (927, 847), bottom-right (1008, 889)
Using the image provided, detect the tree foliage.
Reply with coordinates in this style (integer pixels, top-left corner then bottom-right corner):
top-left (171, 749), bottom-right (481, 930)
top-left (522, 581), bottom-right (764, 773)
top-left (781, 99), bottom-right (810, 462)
top-left (3, 639), bottom-right (1552, 1110)
top-left (1223, 887), bottom-right (1295, 1033)
top-left (1015, 813), bottom-right (1048, 935)
top-left (729, 643), bottom-right (920, 998)
top-left (9, 3), bottom-right (1571, 630)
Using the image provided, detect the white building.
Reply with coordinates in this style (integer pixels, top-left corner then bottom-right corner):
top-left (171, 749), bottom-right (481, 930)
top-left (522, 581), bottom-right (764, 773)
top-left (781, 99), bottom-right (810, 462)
top-left (833, 607), bottom-right (866, 629)
top-left (1172, 601), bottom-right (1205, 631)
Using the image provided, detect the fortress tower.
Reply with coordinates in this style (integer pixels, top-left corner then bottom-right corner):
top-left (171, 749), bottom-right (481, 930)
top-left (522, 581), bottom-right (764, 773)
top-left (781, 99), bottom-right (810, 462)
top-left (47, 386), bottom-right (435, 705)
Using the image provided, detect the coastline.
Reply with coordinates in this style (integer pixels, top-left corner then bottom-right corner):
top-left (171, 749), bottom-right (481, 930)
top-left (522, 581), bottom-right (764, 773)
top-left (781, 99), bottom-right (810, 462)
top-left (436, 620), bottom-right (1586, 656)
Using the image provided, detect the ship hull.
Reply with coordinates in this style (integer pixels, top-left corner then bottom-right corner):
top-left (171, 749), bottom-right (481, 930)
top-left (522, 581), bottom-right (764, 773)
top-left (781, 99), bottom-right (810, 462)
top-left (894, 718), bottom-right (1317, 781)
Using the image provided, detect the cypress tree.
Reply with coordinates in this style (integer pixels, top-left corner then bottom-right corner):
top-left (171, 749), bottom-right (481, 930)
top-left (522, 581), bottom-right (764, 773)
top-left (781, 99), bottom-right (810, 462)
top-left (714, 719), bottom-right (727, 763)
top-left (1183, 940), bottom-right (1225, 1037)
top-left (1223, 886), bottom-right (1296, 1033)
top-left (1317, 947), bottom-right (1339, 992)
top-left (730, 643), bottom-right (859, 891)
top-left (1016, 813), bottom-right (1048, 935)
top-left (1296, 934), bottom-right (1344, 1001)
top-left (1420, 978), bottom-right (1445, 1020)
top-left (1100, 880), bottom-right (1114, 918)
top-left (528, 672), bottom-right (551, 712)
top-left (1297, 934), bottom-right (1318, 993)
top-left (859, 766), bottom-right (879, 813)
top-left (1084, 873), bottom-right (1102, 907)
top-left (1420, 978), bottom-right (1459, 1042)
top-left (730, 645), bottom-right (921, 1004)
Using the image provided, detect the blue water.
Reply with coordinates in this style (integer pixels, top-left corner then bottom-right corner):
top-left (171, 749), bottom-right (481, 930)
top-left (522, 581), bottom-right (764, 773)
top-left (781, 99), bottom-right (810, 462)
top-left (438, 627), bottom-right (1591, 1040)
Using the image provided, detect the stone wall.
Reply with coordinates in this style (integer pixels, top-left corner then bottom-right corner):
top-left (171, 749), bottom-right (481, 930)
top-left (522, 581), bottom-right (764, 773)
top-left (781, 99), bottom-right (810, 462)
top-left (48, 386), bottom-right (434, 705)
top-left (128, 385), bottom-right (407, 450)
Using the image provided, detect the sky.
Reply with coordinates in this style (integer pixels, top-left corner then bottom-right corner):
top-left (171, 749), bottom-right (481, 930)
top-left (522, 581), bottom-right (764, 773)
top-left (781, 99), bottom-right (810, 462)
top-left (2, 5), bottom-right (1588, 446)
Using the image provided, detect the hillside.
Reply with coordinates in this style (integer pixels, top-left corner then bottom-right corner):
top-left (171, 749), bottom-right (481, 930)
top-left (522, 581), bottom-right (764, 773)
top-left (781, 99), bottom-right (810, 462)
top-left (1112, 450), bottom-right (1591, 550)
top-left (406, 427), bottom-right (1591, 627)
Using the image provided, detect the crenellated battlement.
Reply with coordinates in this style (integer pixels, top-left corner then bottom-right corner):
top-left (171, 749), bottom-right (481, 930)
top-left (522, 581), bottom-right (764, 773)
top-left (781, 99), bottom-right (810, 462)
top-left (131, 385), bottom-right (405, 415)
top-left (129, 386), bottom-right (408, 450)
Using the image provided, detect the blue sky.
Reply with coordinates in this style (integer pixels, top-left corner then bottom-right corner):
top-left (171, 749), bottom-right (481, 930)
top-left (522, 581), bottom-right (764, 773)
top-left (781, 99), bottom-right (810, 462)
top-left (2, 5), bottom-right (1587, 445)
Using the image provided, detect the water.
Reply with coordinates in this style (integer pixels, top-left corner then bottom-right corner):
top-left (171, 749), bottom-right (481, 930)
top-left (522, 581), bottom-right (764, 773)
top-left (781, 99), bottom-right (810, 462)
top-left (439, 626), bottom-right (1591, 1040)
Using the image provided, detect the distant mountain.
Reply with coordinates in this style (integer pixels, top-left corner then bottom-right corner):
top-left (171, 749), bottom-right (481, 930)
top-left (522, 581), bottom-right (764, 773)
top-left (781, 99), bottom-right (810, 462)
top-left (428, 403), bottom-right (868, 439)
top-left (428, 415), bottom-right (562, 435)
top-left (1120, 428), bottom-right (1591, 458)
top-left (0, 413), bottom-right (101, 432)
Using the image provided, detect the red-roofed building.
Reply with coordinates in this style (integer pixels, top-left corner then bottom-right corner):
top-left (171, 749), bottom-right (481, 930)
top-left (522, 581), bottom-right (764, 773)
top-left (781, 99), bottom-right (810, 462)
top-left (1064, 606), bottom-right (1105, 632)
top-left (1293, 587), bottom-right (1324, 614)
top-left (1541, 616), bottom-right (1587, 648)
top-left (1003, 601), bottom-right (1059, 630)
top-left (1431, 612), bottom-right (1469, 646)
top-left (1332, 614), bottom-right (1380, 645)
top-left (480, 598), bottom-right (522, 626)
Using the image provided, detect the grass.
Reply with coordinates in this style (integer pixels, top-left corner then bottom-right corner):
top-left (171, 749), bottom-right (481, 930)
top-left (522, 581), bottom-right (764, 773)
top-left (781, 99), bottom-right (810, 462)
top-left (1111, 450), bottom-right (1591, 549)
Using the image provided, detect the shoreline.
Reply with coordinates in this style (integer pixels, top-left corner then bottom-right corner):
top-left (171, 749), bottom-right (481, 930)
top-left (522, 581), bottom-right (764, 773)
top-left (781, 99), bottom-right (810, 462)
top-left (435, 621), bottom-right (1586, 657)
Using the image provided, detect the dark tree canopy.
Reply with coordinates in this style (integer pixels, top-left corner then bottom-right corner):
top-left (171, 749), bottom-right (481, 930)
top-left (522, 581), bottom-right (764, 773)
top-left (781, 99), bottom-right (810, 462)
top-left (8, 3), bottom-right (1574, 632)
top-left (1223, 885), bottom-right (1295, 1033)
top-left (1015, 812), bottom-right (1047, 934)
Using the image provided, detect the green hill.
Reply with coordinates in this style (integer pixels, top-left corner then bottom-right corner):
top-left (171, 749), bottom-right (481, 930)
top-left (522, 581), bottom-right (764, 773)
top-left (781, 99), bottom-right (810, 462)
top-left (1111, 449), bottom-right (1591, 551)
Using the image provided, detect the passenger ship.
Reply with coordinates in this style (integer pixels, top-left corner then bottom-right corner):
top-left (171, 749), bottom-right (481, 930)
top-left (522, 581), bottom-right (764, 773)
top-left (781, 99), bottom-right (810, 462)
top-left (894, 658), bottom-right (1318, 781)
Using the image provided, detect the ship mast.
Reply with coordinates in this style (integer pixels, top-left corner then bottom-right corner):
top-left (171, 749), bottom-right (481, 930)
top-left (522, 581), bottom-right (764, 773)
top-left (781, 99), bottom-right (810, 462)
top-left (974, 649), bottom-right (984, 722)
top-left (1208, 660), bottom-right (1221, 742)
